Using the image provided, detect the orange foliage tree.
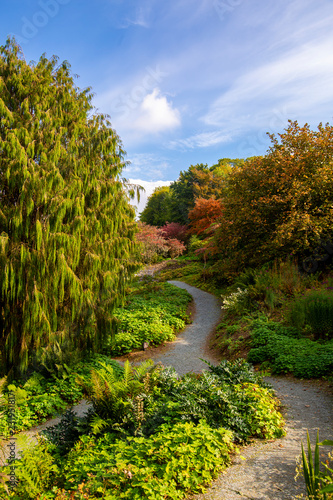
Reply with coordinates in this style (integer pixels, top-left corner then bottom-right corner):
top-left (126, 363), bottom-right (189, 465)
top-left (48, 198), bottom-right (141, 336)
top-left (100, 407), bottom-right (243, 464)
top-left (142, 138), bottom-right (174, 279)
top-left (188, 198), bottom-right (223, 237)
top-left (211, 121), bottom-right (333, 274)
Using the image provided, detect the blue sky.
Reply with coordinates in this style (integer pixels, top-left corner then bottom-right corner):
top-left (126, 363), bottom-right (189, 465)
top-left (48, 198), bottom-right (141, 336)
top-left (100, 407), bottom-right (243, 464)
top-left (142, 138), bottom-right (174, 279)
top-left (2, 0), bottom-right (333, 211)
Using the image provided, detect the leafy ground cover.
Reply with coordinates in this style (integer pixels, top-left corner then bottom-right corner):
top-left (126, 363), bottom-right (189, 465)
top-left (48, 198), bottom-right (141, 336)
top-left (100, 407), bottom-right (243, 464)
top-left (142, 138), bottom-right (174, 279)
top-left (0, 280), bottom-right (191, 437)
top-left (0, 355), bottom-right (120, 437)
top-left (0, 359), bottom-right (285, 499)
top-left (247, 318), bottom-right (333, 378)
top-left (109, 278), bottom-right (192, 355)
top-left (198, 259), bottom-right (333, 381)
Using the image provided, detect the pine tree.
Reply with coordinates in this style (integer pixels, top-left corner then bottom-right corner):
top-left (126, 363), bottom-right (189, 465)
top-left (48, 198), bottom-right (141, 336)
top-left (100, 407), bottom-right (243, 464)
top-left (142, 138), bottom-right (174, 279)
top-left (0, 39), bottom-right (139, 377)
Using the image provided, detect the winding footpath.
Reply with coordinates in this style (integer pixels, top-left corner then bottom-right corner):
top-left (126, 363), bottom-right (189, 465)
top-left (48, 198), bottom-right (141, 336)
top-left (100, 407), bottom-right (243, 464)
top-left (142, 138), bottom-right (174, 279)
top-left (191, 374), bottom-right (333, 500)
top-left (116, 281), bottom-right (333, 499)
top-left (116, 280), bottom-right (223, 375)
top-left (3, 280), bottom-right (333, 499)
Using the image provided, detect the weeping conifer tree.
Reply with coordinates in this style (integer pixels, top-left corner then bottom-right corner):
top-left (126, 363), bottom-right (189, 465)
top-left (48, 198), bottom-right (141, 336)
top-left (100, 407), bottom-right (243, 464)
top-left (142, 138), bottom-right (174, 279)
top-left (0, 39), bottom-right (139, 377)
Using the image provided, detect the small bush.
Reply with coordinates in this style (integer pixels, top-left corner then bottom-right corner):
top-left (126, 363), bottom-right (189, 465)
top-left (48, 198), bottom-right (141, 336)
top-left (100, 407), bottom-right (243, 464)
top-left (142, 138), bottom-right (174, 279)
top-left (142, 361), bottom-right (284, 442)
top-left (159, 222), bottom-right (188, 243)
top-left (79, 359), bottom-right (155, 431)
top-left (204, 358), bottom-right (263, 385)
top-left (42, 409), bottom-right (81, 455)
top-left (167, 237), bottom-right (186, 258)
top-left (135, 222), bottom-right (186, 263)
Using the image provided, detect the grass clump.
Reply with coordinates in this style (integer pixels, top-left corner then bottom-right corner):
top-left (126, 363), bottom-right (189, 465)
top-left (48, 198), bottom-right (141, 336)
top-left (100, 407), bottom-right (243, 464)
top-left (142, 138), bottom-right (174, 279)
top-left (288, 290), bottom-right (333, 340)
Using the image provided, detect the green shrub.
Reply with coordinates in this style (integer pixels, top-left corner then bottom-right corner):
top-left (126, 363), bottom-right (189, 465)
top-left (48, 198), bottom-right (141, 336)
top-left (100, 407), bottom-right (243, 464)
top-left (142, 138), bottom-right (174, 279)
top-left (79, 359), bottom-right (157, 436)
top-left (41, 409), bottom-right (82, 456)
top-left (142, 361), bottom-right (284, 442)
top-left (250, 317), bottom-right (302, 338)
top-left (188, 235), bottom-right (205, 253)
top-left (203, 358), bottom-right (263, 385)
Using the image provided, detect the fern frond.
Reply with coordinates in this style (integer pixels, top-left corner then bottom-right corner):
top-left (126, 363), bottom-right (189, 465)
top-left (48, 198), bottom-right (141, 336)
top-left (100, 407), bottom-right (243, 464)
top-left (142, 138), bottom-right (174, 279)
top-left (133, 358), bottom-right (154, 381)
top-left (13, 436), bottom-right (58, 498)
top-left (90, 415), bottom-right (111, 435)
top-left (123, 359), bottom-right (134, 386)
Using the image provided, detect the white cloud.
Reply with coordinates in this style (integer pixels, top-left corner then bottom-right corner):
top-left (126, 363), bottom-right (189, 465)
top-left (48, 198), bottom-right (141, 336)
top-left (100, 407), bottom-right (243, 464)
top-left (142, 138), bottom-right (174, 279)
top-left (99, 87), bottom-right (181, 145)
top-left (120, 6), bottom-right (150, 28)
top-left (133, 88), bottom-right (181, 133)
top-left (169, 131), bottom-right (231, 151)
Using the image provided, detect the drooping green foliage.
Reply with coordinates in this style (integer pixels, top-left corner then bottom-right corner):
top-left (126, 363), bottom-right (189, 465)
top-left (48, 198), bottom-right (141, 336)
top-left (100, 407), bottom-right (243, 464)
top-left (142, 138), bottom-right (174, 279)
top-left (0, 39), bottom-right (138, 377)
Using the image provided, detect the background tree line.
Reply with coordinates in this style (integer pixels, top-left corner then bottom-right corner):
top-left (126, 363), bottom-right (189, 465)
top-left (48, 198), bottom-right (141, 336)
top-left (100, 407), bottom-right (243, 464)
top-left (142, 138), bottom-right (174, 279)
top-left (140, 121), bottom-right (333, 280)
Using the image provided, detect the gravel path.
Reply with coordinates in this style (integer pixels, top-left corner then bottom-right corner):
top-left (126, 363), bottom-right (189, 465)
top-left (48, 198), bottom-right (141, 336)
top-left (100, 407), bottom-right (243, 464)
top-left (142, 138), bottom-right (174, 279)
top-left (154, 280), bottom-right (222, 374)
top-left (118, 280), bottom-right (223, 375)
top-left (112, 280), bottom-right (333, 499)
top-left (1, 280), bottom-right (223, 459)
top-left (2, 280), bottom-right (333, 500)
top-left (190, 376), bottom-right (333, 500)
top-left (118, 281), bottom-right (333, 499)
